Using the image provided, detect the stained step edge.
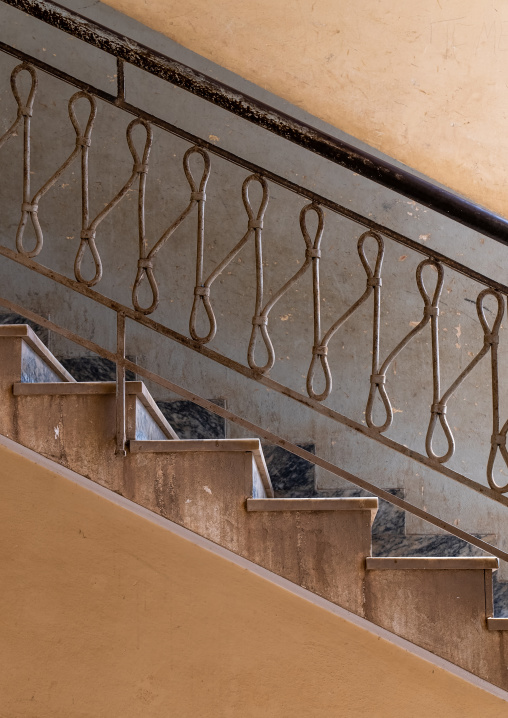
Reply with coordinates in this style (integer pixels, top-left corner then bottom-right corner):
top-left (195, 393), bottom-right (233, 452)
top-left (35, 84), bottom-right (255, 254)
top-left (487, 618), bottom-right (508, 631)
top-left (246, 497), bottom-right (378, 515)
top-left (366, 557), bottom-right (498, 570)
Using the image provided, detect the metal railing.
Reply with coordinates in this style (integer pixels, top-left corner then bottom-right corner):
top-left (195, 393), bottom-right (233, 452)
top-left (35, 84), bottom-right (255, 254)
top-left (1, 0), bottom-right (508, 563)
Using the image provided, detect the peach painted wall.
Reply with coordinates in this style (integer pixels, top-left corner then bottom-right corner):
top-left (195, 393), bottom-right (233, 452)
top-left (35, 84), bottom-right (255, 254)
top-left (101, 0), bottom-right (508, 217)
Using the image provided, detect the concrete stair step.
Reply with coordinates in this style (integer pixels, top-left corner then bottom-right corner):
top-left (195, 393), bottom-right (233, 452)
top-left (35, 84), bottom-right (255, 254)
top-left (487, 618), bottom-right (508, 631)
top-left (0, 325), bottom-right (75, 439)
top-left (128, 444), bottom-right (374, 615)
top-left (130, 438), bottom-right (272, 498)
top-left (0, 324), bottom-right (73, 384)
top-left (247, 497), bottom-right (377, 514)
top-left (13, 381), bottom-right (178, 442)
top-left (364, 554), bottom-right (505, 687)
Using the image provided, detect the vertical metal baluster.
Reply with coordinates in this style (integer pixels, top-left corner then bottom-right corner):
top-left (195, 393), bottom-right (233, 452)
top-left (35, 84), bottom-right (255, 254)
top-left (138, 135), bottom-right (148, 263)
top-left (22, 83), bottom-right (31, 220)
top-left (117, 58), bottom-right (125, 102)
top-left (312, 235), bottom-right (321, 357)
top-left (253, 223), bottom-right (264, 334)
top-left (491, 314), bottom-right (500, 453)
top-left (195, 187), bottom-right (205, 291)
top-left (116, 311), bottom-right (126, 456)
top-left (81, 103), bottom-right (90, 236)
top-left (430, 293), bottom-right (441, 426)
top-left (371, 269), bottom-right (381, 383)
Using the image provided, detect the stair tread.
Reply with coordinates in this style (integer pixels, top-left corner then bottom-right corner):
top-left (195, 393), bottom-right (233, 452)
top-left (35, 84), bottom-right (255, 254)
top-left (247, 497), bottom-right (378, 512)
top-left (366, 556), bottom-right (498, 570)
top-left (13, 380), bottom-right (145, 395)
top-left (131, 439), bottom-right (273, 497)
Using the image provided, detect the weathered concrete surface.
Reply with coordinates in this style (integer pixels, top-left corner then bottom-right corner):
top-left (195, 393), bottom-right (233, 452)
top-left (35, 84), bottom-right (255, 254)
top-left (12, 391), bottom-right (121, 488)
top-left (0, 327), bottom-right (72, 437)
top-left (1, 1), bottom-right (508, 578)
top-left (12, 381), bottom-right (176, 440)
top-left (0, 336), bottom-right (23, 439)
top-left (242, 506), bottom-right (373, 616)
top-left (365, 567), bottom-right (508, 690)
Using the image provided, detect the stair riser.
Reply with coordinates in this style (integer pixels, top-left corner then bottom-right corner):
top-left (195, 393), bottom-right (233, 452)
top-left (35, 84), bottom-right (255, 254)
top-left (244, 511), bottom-right (372, 615)
top-left (0, 338), bottom-right (23, 439)
top-left (12, 394), bottom-right (169, 488)
top-left (13, 394), bottom-right (121, 488)
top-left (0, 338), bottom-right (65, 438)
top-left (365, 568), bottom-right (508, 689)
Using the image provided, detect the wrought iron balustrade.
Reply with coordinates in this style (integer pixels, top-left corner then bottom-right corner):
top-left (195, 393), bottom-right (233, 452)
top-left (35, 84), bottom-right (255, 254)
top-left (1, 0), bottom-right (508, 563)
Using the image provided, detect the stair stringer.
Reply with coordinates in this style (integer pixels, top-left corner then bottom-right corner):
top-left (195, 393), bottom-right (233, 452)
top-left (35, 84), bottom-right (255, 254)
top-left (2, 433), bottom-right (508, 717)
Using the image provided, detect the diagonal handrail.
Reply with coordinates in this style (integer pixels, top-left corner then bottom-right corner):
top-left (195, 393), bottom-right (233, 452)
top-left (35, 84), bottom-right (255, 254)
top-left (2, 0), bottom-right (508, 244)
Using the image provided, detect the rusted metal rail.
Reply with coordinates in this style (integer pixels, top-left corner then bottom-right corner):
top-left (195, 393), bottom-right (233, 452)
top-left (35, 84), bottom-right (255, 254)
top-left (2, 0), bottom-right (508, 245)
top-left (2, 39), bottom-right (508, 295)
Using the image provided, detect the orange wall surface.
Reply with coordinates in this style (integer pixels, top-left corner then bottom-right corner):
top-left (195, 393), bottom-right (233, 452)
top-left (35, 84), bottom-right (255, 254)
top-left (1, 441), bottom-right (507, 717)
top-left (101, 0), bottom-right (508, 218)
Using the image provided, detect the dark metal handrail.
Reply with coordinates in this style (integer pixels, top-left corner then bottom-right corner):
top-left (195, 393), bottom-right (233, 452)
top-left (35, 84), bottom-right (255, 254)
top-left (2, 0), bottom-right (508, 245)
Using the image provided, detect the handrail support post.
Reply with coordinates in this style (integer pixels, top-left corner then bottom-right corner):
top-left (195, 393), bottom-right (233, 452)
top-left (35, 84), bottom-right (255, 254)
top-left (115, 311), bottom-right (126, 456)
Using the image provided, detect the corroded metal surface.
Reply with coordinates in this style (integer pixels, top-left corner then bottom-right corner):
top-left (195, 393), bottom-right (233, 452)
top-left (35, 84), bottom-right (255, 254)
top-left (1, 40), bottom-right (507, 295)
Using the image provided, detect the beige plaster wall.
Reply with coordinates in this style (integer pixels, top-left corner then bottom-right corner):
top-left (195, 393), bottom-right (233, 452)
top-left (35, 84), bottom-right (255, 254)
top-left (1, 442), bottom-right (507, 716)
top-left (101, 0), bottom-right (508, 217)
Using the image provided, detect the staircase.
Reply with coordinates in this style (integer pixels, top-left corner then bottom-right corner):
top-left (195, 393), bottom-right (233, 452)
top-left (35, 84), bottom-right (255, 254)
top-left (3, 0), bottom-right (508, 707)
top-left (2, 322), bottom-right (508, 692)
top-left (6, 312), bottom-right (508, 615)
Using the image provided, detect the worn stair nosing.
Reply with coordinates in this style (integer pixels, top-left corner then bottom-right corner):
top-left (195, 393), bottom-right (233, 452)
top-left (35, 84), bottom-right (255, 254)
top-left (131, 439), bottom-right (273, 497)
top-left (247, 497), bottom-right (378, 515)
top-left (366, 556), bottom-right (499, 570)
top-left (0, 325), bottom-right (75, 382)
top-left (487, 618), bottom-right (508, 631)
top-left (12, 380), bottom-right (178, 440)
